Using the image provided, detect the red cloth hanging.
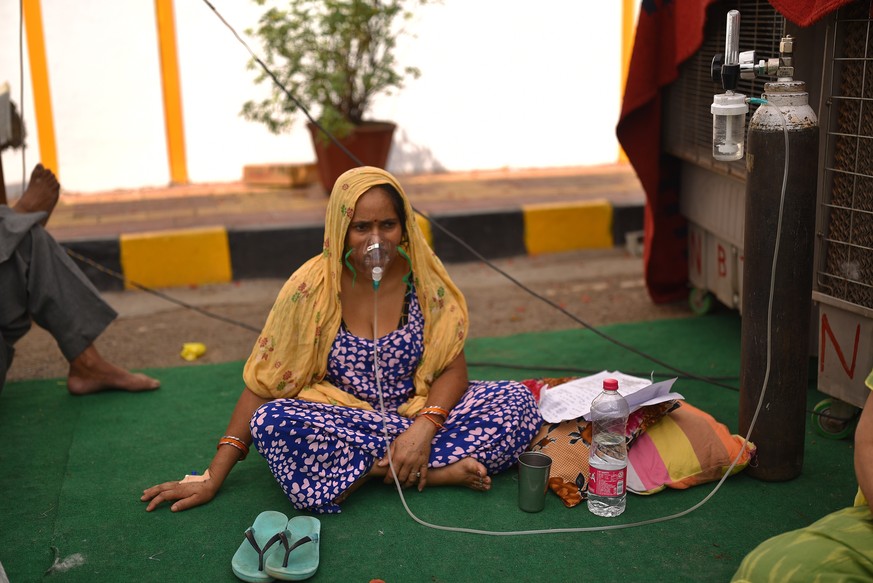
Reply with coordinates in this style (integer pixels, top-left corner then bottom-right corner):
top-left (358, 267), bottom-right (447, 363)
top-left (616, 0), bottom-right (715, 304)
top-left (767, 0), bottom-right (854, 26)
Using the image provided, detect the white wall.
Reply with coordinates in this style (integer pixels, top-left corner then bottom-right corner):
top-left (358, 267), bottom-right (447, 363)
top-left (0, 1), bottom-right (623, 194)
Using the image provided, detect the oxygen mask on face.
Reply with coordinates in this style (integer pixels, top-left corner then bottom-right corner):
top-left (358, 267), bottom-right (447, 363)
top-left (361, 235), bottom-right (395, 290)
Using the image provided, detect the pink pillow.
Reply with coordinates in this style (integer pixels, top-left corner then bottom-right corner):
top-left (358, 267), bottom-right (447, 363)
top-left (627, 402), bottom-right (756, 495)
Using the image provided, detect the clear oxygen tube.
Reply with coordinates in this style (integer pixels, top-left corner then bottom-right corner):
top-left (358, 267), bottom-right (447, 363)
top-left (370, 103), bottom-right (787, 536)
top-left (367, 234), bottom-right (407, 506)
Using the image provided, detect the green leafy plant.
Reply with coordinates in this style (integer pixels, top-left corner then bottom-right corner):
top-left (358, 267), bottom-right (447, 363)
top-left (242, 0), bottom-right (426, 141)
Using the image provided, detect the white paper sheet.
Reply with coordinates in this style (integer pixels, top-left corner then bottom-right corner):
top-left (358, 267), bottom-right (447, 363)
top-left (537, 370), bottom-right (683, 423)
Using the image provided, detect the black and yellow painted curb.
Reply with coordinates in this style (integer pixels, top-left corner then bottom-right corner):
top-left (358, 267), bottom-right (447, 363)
top-left (64, 202), bottom-right (643, 291)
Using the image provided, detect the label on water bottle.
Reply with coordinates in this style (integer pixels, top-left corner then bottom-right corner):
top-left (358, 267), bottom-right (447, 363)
top-left (589, 466), bottom-right (627, 497)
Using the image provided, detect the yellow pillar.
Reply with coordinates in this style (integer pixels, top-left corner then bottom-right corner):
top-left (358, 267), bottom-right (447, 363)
top-left (619, 0), bottom-right (637, 163)
top-left (23, 0), bottom-right (59, 178)
top-left (154, 0), bottom-right (189, 184)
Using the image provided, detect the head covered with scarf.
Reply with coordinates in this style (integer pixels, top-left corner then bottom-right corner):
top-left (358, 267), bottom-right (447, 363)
top-left (243, 166), bottom-right (469, 416)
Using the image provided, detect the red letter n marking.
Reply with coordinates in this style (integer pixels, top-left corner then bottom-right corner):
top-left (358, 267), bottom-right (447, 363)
top-left (819, 312), bottom-right (861, 379)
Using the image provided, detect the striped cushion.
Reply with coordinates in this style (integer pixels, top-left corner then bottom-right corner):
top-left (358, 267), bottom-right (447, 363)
top-left (626, 402), bottom-right (756, 495)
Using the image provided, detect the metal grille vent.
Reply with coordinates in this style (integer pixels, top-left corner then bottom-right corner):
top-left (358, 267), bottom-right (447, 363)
top-left (818, 1), bottom-right (873, 310)
top-left (663, 0), bottom-right (785, 179)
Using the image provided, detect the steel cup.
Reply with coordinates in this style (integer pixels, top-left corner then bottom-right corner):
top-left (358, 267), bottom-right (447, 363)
top-left (517, 451), bottom-right (552, 512)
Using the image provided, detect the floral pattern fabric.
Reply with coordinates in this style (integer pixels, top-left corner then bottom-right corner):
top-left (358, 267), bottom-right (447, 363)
top-left (250, 289), bottom-right (542, 513)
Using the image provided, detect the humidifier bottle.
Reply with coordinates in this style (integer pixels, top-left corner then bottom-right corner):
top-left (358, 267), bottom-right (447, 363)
top-left (711, 91), bottom-right (749, 161)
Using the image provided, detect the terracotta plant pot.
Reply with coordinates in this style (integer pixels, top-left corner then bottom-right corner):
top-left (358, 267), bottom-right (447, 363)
top-left (307, 121), bottom-right (396, 194)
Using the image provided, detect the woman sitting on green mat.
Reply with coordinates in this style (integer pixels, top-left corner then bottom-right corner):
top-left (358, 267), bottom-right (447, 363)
top-left (142, 166), bottom-right (542, 514)
top-left (732, 367), bottom-right (873, 581)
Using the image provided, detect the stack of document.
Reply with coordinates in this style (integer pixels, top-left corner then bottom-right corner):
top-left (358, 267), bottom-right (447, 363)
top-left (537, 370), bottom-right (683, 423)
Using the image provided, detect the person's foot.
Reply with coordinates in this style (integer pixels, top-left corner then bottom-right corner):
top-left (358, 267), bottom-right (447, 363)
top-left (427, 458), bottom-right (492, 491)
top-left (14, 164), bottom-right (60, 225)
top-left (334, 457), bottom-right (491, 507)
top-left (66, 345), bottom-right (160, 395)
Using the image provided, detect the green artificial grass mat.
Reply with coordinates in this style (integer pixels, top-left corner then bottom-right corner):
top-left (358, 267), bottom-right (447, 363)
top-left (0, 312), bottom-right (857, 582)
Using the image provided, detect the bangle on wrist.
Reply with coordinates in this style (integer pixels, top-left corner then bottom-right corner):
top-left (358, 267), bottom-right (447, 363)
top-left (419, 413), bottom-right (444, 430)
top-left (217, 435), bottom-right (249, 460)
top-left (417, 405), bottom-right (449, 421)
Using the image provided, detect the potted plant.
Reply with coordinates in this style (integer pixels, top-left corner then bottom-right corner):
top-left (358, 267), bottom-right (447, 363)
top-left (242, 0), bottom-right (426, 193)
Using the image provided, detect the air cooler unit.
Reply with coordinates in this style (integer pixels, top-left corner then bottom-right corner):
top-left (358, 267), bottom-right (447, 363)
top-left (812, 2), bottom-right (873, 422)
top-left (662, 1), bottom-right (871, 433)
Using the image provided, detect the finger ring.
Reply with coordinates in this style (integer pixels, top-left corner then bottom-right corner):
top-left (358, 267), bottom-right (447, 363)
top-left (415, 471), bottom-right (421, 478)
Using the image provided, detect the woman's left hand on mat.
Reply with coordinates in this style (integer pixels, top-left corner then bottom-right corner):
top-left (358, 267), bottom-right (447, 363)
top-left (141, 477), bottom-right (218, 512)
top-left (379, 421), bottom-right (434, 491)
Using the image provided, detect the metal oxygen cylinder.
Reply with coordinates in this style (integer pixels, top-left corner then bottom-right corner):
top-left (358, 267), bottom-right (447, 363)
top-left (738, 37), bottom-right (819, 481)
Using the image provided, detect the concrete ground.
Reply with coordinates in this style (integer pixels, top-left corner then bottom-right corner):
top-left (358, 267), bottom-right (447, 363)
top-left (7, 248), bottom-right (692, 383)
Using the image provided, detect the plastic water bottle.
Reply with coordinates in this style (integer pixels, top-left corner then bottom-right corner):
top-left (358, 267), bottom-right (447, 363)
top-left (587, 378), bottom-right (629, 517)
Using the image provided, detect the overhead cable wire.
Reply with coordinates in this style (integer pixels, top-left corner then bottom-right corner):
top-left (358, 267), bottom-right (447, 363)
top-left (65, 249), bottom-right (261, 333)
top-left (199, 0), bottom-right (739, 393)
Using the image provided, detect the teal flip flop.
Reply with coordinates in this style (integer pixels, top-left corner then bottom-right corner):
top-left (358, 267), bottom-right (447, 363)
top-left (231, 510), bottom-right (289, 582)
top-left (264, 516), bottom-right (321, 581)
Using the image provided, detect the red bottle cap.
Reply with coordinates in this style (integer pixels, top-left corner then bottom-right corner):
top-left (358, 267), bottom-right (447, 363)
top-left (603, 378), bottom-right (618, 391)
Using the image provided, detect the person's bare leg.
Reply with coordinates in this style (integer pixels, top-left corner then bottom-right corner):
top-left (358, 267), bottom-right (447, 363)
top-left (13, 164), bottom-right (59, 225)
top-left (67, 344), bottom-right (160, 395)
top-left (0, 155), bottom-right (8, 206)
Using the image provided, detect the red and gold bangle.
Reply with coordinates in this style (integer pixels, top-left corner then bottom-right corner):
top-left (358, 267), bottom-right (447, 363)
top-left (221, 434), bottom-right (249, 448)
top-left (217, 435), bottom-right (249, 460)
top-left (418, 405), bottom-right (449, 420)
top-left (419, 413), bottom-right (444, 430)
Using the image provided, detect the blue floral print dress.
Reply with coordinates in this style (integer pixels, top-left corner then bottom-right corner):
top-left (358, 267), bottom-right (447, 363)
top-left (250, 287), bottom-right (543, 514)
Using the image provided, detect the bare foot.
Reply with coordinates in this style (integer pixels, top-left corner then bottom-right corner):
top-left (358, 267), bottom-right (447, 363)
top-left (67, 345), bottom-right (160, 395)
top-left (427, 458), bottom-right (491, 491)
top-left (14, 164), bottom-right (59, 225)
top-left (333, 457), bottom-right (491, 506)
